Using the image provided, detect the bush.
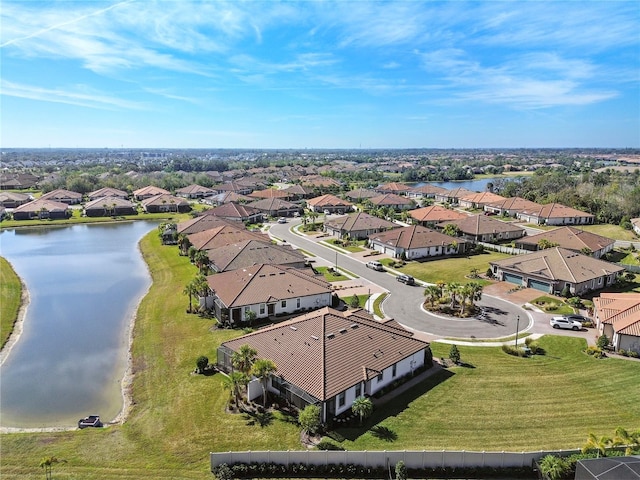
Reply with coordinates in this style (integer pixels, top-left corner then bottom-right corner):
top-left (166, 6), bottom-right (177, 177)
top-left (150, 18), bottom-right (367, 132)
top-left (316, 440), bottom-right (344, 450)
top-left (585, 346), bottom-right (606, 358)
top-left (502, 345), bottom-right (529, 357)
top-left (196, 355), bottom-right (209, 374)
top-left (448, 344), bottom-right (461, 364)
top-left (396, 461), bottom-right (407, 480)
top-left (596, 334), bottom-right (610, 349)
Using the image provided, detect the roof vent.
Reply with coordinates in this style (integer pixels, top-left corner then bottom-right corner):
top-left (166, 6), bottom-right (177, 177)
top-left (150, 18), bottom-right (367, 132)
top-left (350, 324), bottom-right (359, 329)
top-left (290, 326), bottom-right (297, 331)
top-left (311, 335), bottom-right (319, 340)
top-left (339, 328), bottom-right (347, 334)
top-left (326, 333), bottom-right (335, 339)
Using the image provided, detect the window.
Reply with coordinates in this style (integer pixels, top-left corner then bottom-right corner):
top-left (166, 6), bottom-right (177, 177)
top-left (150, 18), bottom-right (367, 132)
top-left (259, 304), bottom-right (265, 315)
top-left (377, 372), bottom-right (383, 383)
top-left (281, 300), bottom-right (287, 308)
top-left (296, 298), bottom-right (301, 308)
top-left (355, 383), bottom-right (361, 398)
top-left (392, 364), bottom-right (397, 378)
top-left (338, 392), bottom-right (345, 407)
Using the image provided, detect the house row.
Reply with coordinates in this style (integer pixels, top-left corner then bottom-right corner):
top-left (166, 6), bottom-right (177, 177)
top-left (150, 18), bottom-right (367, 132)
top-left (593, 293), bottom-right (640, 354)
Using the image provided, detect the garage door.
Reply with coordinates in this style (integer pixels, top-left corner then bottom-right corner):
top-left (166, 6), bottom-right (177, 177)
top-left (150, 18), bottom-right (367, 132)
top-left (503, 273), bottom-right (523, 285)
top-left (528, 279), bottom-right (551, 292)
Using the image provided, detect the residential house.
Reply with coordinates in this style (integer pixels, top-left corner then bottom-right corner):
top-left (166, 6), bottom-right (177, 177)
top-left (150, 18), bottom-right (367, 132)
top-left (133, 185), bottom-right (170, 201)
top-left (406, 184), bottom-right (448, 199)
top-left (515, 226), bottom-right (615, 258)
top-left (177, 213), bottom-right (237, 235)
top-left (374, 182), bottom-right (411, 196)
top-left (87, 187), bottom-right (129, 201)
top-left (207, 239), bottom-right (307, 273)
top-left (12, 199), bottom-right (70, 220)
top-left (0, 192), bottom-right (31, 208)
top-left (204, 202), bottom-right (263, 223)
top-left (248, 198), bottom-right (302, 218)
top-left (299, 175), bottom-right (343, 192)
top-left (433, 187), bottom-right (475, 204)
top-left (187, 224), bottom-right (268, 251)
top-left (141, 194), bottom-right (191, 213)
top-left (368, 225), bottom-right (469, 259)
top-left (307, 194), bottom-right (354, 214)
top-left (248, 188), bottom-right (292, 200)
top-left (212, 181), bottom-right (254, 195)
top-left (175, 184), bottom-right (216, 199)
top-left (282, 184), bottom-right (315, 200)
top-left (368, 193), bottom-right (415, 211)
top-left (592, 293), bottom-right (640, 354)
top-left (631, 218), bottom-right (640, 236)
top-left (0, 172), bottom-right (39, 190)
top-left (458, 191), bottom-right (506, 210)
top-left (483, 197), bottom-right (544, 217)
top-left (409, 205), bottom-right (468, 227)
top-left (205, 264), bottom-right (332, 325)
top-left (203, 191), bottom-right (254, 206)
top-left (344, 188), bottom-right (378, 203)
top-left (490, 247), bottom-right (623, 295)
top-left (437, 214), bottom-right (525, 243)
top-left (84, 196), bottom-right (137, 217)
top-left (40, 189), bottom-right (83, 205)
top-left (217, 306), bottom-right (430, 421)
top-left (324, 212), bottom-right (398, 240)
top-left (516, 203), bottom-right (595, 226)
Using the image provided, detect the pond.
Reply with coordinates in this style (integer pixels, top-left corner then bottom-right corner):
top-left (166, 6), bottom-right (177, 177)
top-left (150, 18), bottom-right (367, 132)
top-left (0, 221), bottom-right (157, 428)
top-left (412, 176), bottom-right (524, 193)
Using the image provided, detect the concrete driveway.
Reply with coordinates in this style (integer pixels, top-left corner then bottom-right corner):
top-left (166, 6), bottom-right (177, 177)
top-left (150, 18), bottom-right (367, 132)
top-left (269, 219), bottom-right (596, 345)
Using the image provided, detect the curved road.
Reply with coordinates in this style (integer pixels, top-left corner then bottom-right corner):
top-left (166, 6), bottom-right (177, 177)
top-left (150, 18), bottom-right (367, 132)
top-left (270, 219), bottom-right (532, 340)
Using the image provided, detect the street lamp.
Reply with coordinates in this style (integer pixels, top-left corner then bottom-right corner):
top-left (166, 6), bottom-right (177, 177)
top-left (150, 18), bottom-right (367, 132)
top-left (515, 315), bottom-right (520, 349)
top-left (367, 288), bottom-right (371, 313)
top-left (335, 251), bottom-right (338, 271)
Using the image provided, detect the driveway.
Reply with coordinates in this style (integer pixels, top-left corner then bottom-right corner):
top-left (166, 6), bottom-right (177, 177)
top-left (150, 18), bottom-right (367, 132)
top-left (269, 219), bottom-right (595, 344)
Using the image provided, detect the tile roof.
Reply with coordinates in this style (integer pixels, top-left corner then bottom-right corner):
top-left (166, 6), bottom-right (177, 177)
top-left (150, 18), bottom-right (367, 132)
top-left (307, 194), bottom-right (354, 208)
top-left (140, 194), bottom-right (189, 207)
top-left (345, 188), bottom-right (379, 201)
top-left (207, 239), bottom-right (306, 272)
top-left (248, 188), bottom-right (291, 199)
top-left (248, 198), bottom-right (299, 211)
top-left (483, 196), bottom-right (543, 212)
top-left (39, 189), bottom-right (83, 201)
top-left (490, 247), bottom-right (624, 283)
top-left (409, 205), bottom-right (468, 223)
top-left (437, 187), bottom-right (475, 199)
top-left (369, 225), bottom-right (467, 250)
top-left (133, 185), bottom-right (170, 197)
top-left (437, 214), bottom-right (525, 236)
top-left (175, 184), bottom-right (216, 195)
top-left (206, 264), bottom-right (331, 309)
top-left (222, 307), bottom-right (429, 401)
top-left (206, 202), bottom-right (261, 219)
top-left (593, 293), bottom-right (640, 337)
top-left (188, 225), bottom-right (267, 250)
top-left (87, 187), bottom-right (129, 199)
top-left (375, 182), bottom-right (411, 193)
top-left (518, 202), bottom-right (594, 220)
top-left (518, 226), bottom-right (614, 252)
top-left (177, 214), bottom-right (236, 234)
top-left (84, 195), bottom-right (135, 209)
top-left (369, 193), bottom-right (414, 207)
top-left (324, 211), bottom-right (397, 232)
top-left (13, 198), bottom-right (69, 213)
top-left (408, 184), bottom-right (448, 196)
top-left (459, 191), bottom-right (506, 205)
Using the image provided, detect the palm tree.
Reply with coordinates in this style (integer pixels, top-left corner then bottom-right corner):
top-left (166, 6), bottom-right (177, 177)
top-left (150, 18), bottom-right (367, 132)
top-left (177, 233), bottom-right (191, 256)
top-left (613, 427), bottom-right (640, 455)
top-left (351, 396), bottom-right (373, 425)
top-left (424, 285), bottom-right (441, 308)
top-left (251, 358), bottom-right (277, 406)
top-left (442, 223), bottom-right (460, 237)
top-left (582, 432), bottom-right (612, 458)
top-left (232, 344), bottom-right (257, 376)
top-left (182, 280), bottom-right (198, 313)
top-left (446, 282), bottom-right (462, 309)
top-left (221, 372), bottom-right (247, 406)
top-left (39, 456), bottom-right (66, 480)
top-left (458, 284), bottom-right (474, 315)
top-left (193, 249), bottom-right (209, 274)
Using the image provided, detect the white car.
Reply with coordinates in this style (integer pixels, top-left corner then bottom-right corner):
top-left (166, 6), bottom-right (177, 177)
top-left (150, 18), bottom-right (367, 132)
top-left (550, 316), bottom-right (582, 330)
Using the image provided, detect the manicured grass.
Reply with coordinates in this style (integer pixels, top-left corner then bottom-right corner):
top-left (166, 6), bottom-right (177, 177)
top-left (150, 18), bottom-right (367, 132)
top-left (339, 294), bottom-right (370, 308)
top-left (335, 337), bottom-right (640, 451)
top-left (373, 293), bottom-right (387, 318)
top-left (324, 238), bottom-right (366, 253)
top-left (0, 257), bottom-right (21, 349)
top-left (387, 252), bottom-right (510, 285)
top-left (0, 212), bottom-right (191, 230)
top-left (531, 296), bottom-right (575, 315)
top-left (315, 266), bottom-right (349, 281)
top-left (578, 224), bottom-right (638, 241)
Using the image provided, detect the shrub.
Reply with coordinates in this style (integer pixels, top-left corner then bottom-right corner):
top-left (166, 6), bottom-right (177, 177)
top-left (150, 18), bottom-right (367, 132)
top-left (596, 334), bottom-right (610, 349)
top-left (585, 346), bottom-right (606, 358)
top-left (213, 463), bottom-right (233, 480)
top-left (538, 454), bottom-right (570, 480)
top-left (396, 461), bottom-right (408, 480)
top-left (196, 355), bottom-right (209, 374)
top-left (316, 440), bottom-right (344, 450)
top-left (628, 350), bottom-right (639, 358)
top-left (502, 345), bottom-right (528, 357)
top-left (448, 344), bottom-right (461, 364)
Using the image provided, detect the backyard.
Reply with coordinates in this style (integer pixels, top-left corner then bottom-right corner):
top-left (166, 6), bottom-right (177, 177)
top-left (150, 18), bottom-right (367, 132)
top-left (1, 233), bottom-right (639, 479)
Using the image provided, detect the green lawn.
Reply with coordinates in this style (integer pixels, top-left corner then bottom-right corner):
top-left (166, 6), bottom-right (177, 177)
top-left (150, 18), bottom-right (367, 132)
top-left (324, 238), bottom-right (366, 253)
top-left (2, 235), bottom-right (639, 478)
top-left (531, 296), bottom-right (575, 315)
top-left (0, 211), bottom-right (191, 230)
top-left (578, 224), bottom-right (639, 241)
top-left (315, 266), bottom-right (349, 281)
top-left (335, 337), bottom-right (640, 451)
top-left (0, 257), bottom-right (21, 349)
top-left (383, 252), bottom-right (510, 285)
top-left (339, 294), bottom-right (370, 308)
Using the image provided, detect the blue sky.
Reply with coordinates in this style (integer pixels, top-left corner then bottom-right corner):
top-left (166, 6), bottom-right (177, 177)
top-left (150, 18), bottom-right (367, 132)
top-left (1, 1), bottom-right (638, 149)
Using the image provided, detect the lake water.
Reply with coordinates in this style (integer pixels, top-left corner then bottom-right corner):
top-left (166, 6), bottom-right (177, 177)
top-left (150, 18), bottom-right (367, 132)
top-left (0, 221), bottom-right (157, 428)
top-left (413, 176), bottom-right (523, 192)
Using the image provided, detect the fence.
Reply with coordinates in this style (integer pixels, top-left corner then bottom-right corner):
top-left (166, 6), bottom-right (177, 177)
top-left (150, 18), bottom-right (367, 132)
top-left (616, 263), bottom-right (640, 274)
top-left (479, 242), bottom-right (529, 255)
top-left (210, 449), bottom-right (581, 471)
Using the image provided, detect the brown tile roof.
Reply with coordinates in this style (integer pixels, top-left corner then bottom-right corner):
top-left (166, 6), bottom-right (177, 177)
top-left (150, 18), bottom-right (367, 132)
top-left (206, 202), bottom-right (261, 219)
top-left (408, 184), bottom-right (448, 196)
top-left (369, 193), bottom-right (414, 207)
top-left (175, 184), bottom-right (216, 195)
top-left (299, 175), bottom-right (342, 188)
top-left (345, 188), bottom-right (378, 201)
top-left (409, 205), bottom-right (468, 223)
top-left (375, 182), bottom-right (411, 193)
top-left (517, 226), bottom-right (614, 253)
top-left (177, 214), bottom-right (237, 235)
top-left (188, 225), bottom-right (267, 250)
top-left (307, 194), bottom-right (354, 208)
top-left (490, 247), bottom-right (624, 284)
top-left (369, 225), bottom-right (467, 250)
top-left (206, 264), bottom-right (331, 309)
top-left (248, 188), bottom-right (291, 199)
top-left (248, 198), bottom-right (299, 212)
top-left (518, 202), bottom-right (594, 220)
top-left (483, 196), bottom-right (543, 212)
top-left (324, 211), bottom-right (397, 233)
top-left (39, 189), bottom-right (83, 202)
top-left (84, 195), bottom-right (135, 209)
top-left (87, 187), bottom-right (129, 200)
top-left (459, 191), bottom-right (506, 205)
top-left (222, 307), bottom-right (428, 401)
top-left (13, 198), bottom-right (69, 214)
top-left (593, 293), bottom-right (640, 337)
top-left (437, 214), bottom-right (525, 236)
top-left (437, 187), bottom-right (475, 199)
top-left (207, 239), bottom-right (305, 272)
top-left (133, 185), bottom-right (170, 197)
top-left (209, 191), bottom-right (254, 204)
top-left (140, 194), bottom-right (189, 208)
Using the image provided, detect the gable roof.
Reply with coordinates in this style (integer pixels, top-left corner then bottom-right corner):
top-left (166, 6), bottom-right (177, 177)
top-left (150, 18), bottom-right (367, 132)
top-left (207, 239), bottom-right (306, 272)
top-left (307, 194), bottom-right (353, 208)
top-left (207, 264), bottom-right (331, 309)
top-left (84, 195), bottom-right (135, 209)
top-left (324, 211), bottom-right (397, 232)
top-left (593, 293), bottom-right (640, 337)
top-left (206, 202), bottom-right (261, 219)
top-left (437, 214), bottom-right (525, 236)
top-left (87, 187), bottom-right (129, 199)
top-left (518, 226), bottom-right (615, 252)
top-left (409, 205), bottom-right (468, 223)
top-left (133, 185), bottom-right (170, 197)
top-left (484, 196), bottom-right (543, 212)
top-left (39, 189), bottom-right (82, 202)
top-left (491, 247), bottom-right (624, 284)
top-left (140, 193), bottom-right (189, 207)
top-left (177, 214), bottom-right (236, 235)
top-left (175, 184), bottom-right (216, 195)
top-left (518, 202), bottom-right (594, 220)
top-left (248, 188), bottom-right (291, 199)
top-left (221, 306), bottom-right (428, 401)
top-left (437, 187), bottom-right (475, 199)
top-left (345, 188), bottom-right (378, 201)
top-left (369, 193), bottom-right (414, 207)
top-left (13, 198), bottom-right (69, 213)
top-left (459, 191), bottom-right (506, 205)
top-left (408, 184), bottom-right (448, 196)
top-left (188, 224), bottom-right (267, 250)
top-left (369, 225), bottom-right (467, 250)
top-left (248, 197), bottom-right (300, 211)
top-left (375, 182), bottom-right (411, 193)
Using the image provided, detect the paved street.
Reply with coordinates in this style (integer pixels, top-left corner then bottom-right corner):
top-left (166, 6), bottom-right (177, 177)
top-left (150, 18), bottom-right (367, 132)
top-left (269, 218), bottom-right (597, 345)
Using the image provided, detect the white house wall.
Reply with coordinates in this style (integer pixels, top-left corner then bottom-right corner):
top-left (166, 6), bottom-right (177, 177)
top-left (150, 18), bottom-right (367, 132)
top-left (615, 333), bottom-right (640, 354)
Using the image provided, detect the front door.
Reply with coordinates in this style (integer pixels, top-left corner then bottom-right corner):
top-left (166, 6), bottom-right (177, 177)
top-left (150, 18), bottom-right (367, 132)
top-left (268, 303), bottom-right (275, 316)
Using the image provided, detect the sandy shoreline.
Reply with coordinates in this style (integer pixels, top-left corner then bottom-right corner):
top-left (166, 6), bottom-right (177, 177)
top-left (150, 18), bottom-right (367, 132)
top-left (0, 241), bottom-right (151, 434)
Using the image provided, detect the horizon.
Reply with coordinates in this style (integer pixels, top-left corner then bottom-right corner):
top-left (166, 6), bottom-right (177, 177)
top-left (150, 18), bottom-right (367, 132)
top-left (1, 1), bottom-right (639, 149)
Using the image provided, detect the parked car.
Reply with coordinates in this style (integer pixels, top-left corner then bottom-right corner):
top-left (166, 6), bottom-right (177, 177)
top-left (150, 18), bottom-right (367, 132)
top-left (564, 314), bottom-right (591, 324)
top-left (396, 274), bottom-right (415, 285)
top-left (277, 217), bottom-right (287, 224)
top-left (550, 316), bottom-right (582, 330)
top-left (323, 209), bottom-right (331, 215)
top-left (366, 261), bottom-right (384, 271)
